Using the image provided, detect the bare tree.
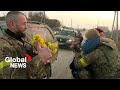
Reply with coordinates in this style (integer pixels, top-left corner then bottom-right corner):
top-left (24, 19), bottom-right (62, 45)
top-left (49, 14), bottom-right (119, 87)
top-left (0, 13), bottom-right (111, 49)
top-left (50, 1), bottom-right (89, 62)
top-left (28, 11), bottom-right (61, 28)
top-left (28, 11), bottom-right (49, 23)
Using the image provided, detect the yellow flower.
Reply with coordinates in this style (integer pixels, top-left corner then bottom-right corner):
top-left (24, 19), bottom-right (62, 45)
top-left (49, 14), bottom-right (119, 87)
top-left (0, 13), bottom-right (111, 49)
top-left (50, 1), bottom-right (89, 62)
top-left (51, 43), bottom-right (58, 49)
top-left (39, 38), bottom-right (44, 44)
top-left (45, 42), bottom-right (52, 48)
top-left (42, 44), bottom-right (47, 47)
top-left (54, 43), bottom-right (58, 48)
top-left (32, 34), bottom-right (58, 54)
top-left (33, 34), bottom-right (41, 40)
top-left (32, 34), bottom-right (45, 45)
top-left (51, 49), bottom-right (57, 54)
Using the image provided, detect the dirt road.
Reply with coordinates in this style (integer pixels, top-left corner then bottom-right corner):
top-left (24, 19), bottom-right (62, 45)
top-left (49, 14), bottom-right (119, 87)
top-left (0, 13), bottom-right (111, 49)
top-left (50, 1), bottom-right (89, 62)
top-left (50, 49), bottom-right (74, 79)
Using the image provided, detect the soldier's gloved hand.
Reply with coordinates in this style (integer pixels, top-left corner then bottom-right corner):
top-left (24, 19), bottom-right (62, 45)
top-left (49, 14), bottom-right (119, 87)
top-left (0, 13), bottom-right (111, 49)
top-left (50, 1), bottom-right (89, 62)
top-left (36, 42), bottom-right (52, 64)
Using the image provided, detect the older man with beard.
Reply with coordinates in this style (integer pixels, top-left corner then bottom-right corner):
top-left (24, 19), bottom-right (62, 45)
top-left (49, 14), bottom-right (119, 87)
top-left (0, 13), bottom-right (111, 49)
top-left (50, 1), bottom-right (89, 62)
top-left (0, 11), bottom-right (52, 79)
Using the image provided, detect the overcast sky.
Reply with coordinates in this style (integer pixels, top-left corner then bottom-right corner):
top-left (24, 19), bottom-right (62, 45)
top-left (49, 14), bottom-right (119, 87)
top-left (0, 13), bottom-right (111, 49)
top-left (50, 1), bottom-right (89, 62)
top-left (0, 11), bottom-right (118, 30)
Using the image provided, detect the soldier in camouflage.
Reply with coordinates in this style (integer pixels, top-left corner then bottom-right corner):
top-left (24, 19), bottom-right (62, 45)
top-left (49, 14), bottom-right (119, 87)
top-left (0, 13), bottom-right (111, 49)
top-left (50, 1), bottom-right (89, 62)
top-left (0, 11), bottom-right (52, 79)
top-left (74, 28), bottom-right (120, 79)
top-left (69, 32), bottom-right (84, 79)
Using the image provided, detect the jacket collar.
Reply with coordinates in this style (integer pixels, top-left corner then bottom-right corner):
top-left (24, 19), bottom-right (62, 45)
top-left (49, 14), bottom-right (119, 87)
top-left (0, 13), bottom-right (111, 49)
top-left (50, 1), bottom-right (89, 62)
top-left (5, 29), bottom-right (24, 44)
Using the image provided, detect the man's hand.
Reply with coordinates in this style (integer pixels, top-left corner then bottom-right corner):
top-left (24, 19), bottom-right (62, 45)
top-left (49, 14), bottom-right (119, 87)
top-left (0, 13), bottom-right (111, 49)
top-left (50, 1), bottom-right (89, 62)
top-left (69, 41), bottom-right (75, 49)
top-left (36, 42), bottom-right (52, 64)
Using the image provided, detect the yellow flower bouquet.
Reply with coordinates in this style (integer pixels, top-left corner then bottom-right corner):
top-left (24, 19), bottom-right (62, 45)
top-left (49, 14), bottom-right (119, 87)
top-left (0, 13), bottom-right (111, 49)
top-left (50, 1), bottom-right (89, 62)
top-left (32, 34), bottom-right (58, 54)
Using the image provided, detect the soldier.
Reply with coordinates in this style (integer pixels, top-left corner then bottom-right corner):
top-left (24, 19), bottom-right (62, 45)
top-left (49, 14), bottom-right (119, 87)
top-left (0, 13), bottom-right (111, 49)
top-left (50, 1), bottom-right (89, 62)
top-left (74, 28), bottom-right (120, 79)
top-left (82, 28), bottom-right (114, 55)
top-left (69, 31), bottom-right (83, 79)
top-left (0, 11), bottom-right (52, 79)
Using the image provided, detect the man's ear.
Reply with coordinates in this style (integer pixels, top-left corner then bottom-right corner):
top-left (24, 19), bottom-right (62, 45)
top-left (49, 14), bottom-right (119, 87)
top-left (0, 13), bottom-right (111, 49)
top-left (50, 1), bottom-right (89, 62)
top-left (9, 21), bottom-right (16, 28)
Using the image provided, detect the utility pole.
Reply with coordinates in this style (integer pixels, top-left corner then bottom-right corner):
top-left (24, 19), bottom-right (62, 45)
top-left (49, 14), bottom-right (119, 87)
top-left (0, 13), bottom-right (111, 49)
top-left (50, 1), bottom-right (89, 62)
top-left (71, 18), bottom-right (72, 28)
top-left (111, 11), bottom-right (119, 44)
top-left (116, 11), bottom-right (119, 44)
top-left (77, 24), bottom-right (79, 29)
top-left (40, 11), bottom-right (45, 24)
top-left (43, 11), bottom-right (45, 24)
top-left (111, 11), bottom-right (116, 39)
top-left (40, 11), bottom-right (43, 23)
top-left (97, 20), bottom-right (99, 28)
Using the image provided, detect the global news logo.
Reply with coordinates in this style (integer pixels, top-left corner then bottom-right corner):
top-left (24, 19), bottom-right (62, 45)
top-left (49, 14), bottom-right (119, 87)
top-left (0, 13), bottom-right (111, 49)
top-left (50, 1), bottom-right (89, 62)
top-left (0, 53), bottom-right (32, 69)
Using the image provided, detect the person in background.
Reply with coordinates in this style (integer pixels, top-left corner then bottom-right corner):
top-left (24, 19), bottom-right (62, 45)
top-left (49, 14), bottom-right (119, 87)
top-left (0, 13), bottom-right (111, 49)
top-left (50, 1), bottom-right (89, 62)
top-left (69, 31), bottom-right (83, 79)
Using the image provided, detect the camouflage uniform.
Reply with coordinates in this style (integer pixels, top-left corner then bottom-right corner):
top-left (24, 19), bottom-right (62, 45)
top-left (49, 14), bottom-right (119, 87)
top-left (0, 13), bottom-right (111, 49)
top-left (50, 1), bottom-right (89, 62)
top-left (69, 36), bottom-right (90, 79)
top-left (0, 30), bottom-right (48, 79)
top-left (74, 40), bottom-right (120, 79)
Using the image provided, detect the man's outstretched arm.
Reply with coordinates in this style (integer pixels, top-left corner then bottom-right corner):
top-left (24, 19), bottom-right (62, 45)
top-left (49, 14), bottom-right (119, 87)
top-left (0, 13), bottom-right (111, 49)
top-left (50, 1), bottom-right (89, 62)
top-left (74, 49), bottom-right (104, 69)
